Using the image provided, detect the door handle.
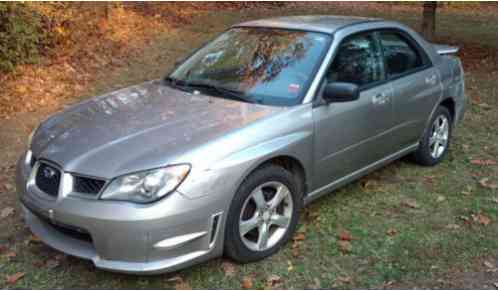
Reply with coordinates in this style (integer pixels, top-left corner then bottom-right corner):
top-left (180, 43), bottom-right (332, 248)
top-left (425, 74), bottom-right (437, 85)
top-left (372, 93), bottom-right (390, 105)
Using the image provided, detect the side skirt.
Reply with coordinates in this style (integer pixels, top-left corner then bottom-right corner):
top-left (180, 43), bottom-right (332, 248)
top-left (303, 143), bottom-right (419, 205)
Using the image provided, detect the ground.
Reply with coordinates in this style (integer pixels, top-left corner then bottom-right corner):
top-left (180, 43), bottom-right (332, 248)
top-left (0, 3), bottom-right (497, 289)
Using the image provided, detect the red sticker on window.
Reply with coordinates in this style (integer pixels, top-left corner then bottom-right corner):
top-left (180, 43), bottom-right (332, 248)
top-left (288, 83), bottom-right (300, 93)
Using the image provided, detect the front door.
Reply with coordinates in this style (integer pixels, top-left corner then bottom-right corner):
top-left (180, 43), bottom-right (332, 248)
top-left (312, 32), bottom-right (395, 190)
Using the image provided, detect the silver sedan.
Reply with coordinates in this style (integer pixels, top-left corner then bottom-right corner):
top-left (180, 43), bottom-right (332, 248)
top-left (17, 15), bottom-right (466, 274)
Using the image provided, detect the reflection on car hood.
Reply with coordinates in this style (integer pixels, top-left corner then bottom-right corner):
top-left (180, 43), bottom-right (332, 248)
top-left (31, 80), bottom-right (285, 178)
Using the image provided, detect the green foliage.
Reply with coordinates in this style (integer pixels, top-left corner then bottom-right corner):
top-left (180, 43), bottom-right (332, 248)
top-left (0, 3), bottom-right (45, 72)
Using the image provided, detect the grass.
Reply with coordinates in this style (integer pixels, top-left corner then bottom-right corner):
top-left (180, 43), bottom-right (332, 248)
top-left (1, 3), bottom-right (497, 289)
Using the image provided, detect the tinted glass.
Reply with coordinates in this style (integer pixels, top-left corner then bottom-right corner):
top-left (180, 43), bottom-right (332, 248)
top-left (379, 32), bottom-right (424, 77)
top-left (326, 33), bottom-right (384, 87)
top-left (168, 28), bottom-right (331, 106)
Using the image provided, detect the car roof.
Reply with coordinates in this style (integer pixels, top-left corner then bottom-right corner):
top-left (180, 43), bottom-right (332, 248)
top-left (233, 15), bottom-right (383, 34)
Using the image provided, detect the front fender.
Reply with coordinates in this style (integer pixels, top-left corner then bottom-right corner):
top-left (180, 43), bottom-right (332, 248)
top-left (177, 130), bottom-right (313, 200)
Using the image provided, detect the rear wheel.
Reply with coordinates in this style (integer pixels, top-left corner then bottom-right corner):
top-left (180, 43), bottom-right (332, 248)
top-left (412, 106), bottom-right (452, 166)
top-left (224, 165), bottom-right (301, 263)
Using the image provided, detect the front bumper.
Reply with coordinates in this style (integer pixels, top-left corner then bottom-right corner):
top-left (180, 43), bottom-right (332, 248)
top-left (16, 154), bottom-right (227, 274)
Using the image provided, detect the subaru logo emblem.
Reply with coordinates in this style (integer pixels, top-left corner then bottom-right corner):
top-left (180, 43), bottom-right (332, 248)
top-left (42, 166), bottom-right (56, 179)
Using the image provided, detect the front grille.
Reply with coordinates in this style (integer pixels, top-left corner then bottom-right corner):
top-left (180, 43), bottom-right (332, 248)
top-left (35, 163), bottom-right (61, 197)
top-left (73, 176), bottom-right (106, 195)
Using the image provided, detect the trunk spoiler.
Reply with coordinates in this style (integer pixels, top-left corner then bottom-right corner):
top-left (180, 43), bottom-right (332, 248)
top-left (432, 43), bottom-right (459, 55)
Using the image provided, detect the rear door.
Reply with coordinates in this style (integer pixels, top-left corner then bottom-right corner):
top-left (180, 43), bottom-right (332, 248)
top-left (377, 30), bottom-right (442, 149)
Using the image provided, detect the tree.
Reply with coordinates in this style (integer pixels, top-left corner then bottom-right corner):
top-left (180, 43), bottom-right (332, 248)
top-left (421, 1), bottom-right (437, 41)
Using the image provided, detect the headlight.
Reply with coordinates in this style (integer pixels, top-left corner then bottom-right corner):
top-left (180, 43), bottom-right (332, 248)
top-left (27, 127), bottom-right (36, 148)
top-left (100, 164), bottom-right (190, 203)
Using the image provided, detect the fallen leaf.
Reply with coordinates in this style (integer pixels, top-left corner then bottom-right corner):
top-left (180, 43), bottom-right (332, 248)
top-left (5, 272), bottom-right (24, 284)
top-left (4, 251), bottom-right (16, 259)
top-left (337, 276), bottom-right (352, 284)
top-left (4, 183), bottom-right (13, 191)
top-left (472, 213), bottom-right (491, 226)
top-left (241, 276), bottom-right (253, 289)
top-left (338, 240), bottom-right (352, 253)
top-left (45, 259), bottom-right (60, 269)
top-left (493, 197), bottom-right (498, 204)
top-left (166, 276), bottom-right (191, 290)
top-left (436, 195), bottom-right (446, 202)
top-left (484, 261), bottom-right (494, 269)
top-left (0, 207), bottom-right (14, 218)
top-left (386, 228), bottom-right (397, 236)
top-left (287, 260), bottom-right (294, 272)
top-left (445, 223), bottom-right (460, 230)
top-left (291, 244), bottom-right (300, 258)
top-left (221, 260), bottom-right (236, 277)
top-left (402, 199), bottom-right (420, 209)
top-left (293, 232), bottom-right (305, 241)
top-left (479, 178), bottom-right (498, 190)
top-left (470, 159), bottom-right (497, 166)
top-left (338, 230), bottom-right (352, 241)
top-left (27, 234), bottom-right (41, 244)
top-left (266, 274), bottom-right (282, 288)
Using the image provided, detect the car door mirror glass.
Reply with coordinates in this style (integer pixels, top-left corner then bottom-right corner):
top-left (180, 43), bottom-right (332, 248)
top-left (322, 82), bottom-right (360, 103)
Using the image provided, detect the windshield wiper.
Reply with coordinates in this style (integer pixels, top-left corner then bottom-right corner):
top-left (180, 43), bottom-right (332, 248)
top-left (185, 82), bottom-right (255, 104)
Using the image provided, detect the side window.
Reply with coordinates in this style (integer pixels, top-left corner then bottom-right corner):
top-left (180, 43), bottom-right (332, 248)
top-left (325, 33), bottom-right (384, 87)
top-left (379, 32), bottom-right (425, 78)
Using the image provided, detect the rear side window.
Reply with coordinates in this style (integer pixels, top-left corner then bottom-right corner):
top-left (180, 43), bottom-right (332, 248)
top-left (326, 33), bottom-right (384, 87)
top-left (379, 32), bottom-right (426, 78)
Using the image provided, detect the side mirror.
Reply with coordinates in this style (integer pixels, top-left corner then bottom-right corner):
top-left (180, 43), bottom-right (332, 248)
top-left (322, 82), bottom-right (360, 103)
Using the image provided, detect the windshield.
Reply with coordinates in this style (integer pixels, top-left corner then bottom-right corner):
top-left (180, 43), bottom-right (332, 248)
top-left (167, 27), bottom-right (331, 106)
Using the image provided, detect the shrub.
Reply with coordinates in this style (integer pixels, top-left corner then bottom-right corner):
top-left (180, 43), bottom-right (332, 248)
top-left (0, 3), bottom-right (45, 72)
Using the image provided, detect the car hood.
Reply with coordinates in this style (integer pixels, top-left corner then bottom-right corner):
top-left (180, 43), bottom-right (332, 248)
top-left (31, 80), bottom-right (285, 178)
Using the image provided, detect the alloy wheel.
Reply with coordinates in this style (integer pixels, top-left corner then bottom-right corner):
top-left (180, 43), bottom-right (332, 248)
top-left (239, 181), bottom-right (293, 252)
top-left (429, 115), bottom-right (449, 159)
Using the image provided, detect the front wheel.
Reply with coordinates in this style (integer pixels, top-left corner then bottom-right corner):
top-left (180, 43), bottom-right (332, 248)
top-left (224, 165), bottom-right (301, 263)
top-left (412, 106), bottom-right (452, 166)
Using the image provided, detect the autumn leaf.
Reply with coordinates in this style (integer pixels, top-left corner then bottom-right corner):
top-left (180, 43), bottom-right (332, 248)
top-left (338, 240), bottom-right (352, 253)
top-left (221, 260), bottom-right (236, 277)
top-left (27, 234), bottom-right (41, 244)
top-left (472, 213), bottom-right (491, 226)
top-left (293, 232), bottom-right (305, 243)
top-left (0, 207), bottom-right (14, 218)
top-left (470, 159), bottom-right (497, 166)
top-left (484, 261), bottom-right (494, 269)
top-left (45, 259), bottom-right (60, 269)
top-left (266, 274), bottom-right (282, 288)
top-left (338, 230), bottom-right (352, 241)
top-left (336, 276), bottom-right (352, 284)
top-left (445, 223), bottom-right (460, 230)
top-left (5, 272), bottom-right (25, 284)
top-left (436, 195), bottom-right (446, 202)
top-left (241, 276), bottom-right (253, 289)
top-left (479, 178), bottom-right (498, 190)
top-left (386, 228), bottom-right (397, 236)
top-left (402, 199), bottom-right (420, 209)
top-left (287, 260), bottom-right (294, 272)
top-left (166, 275), bottom-right (191, 290)
top-left (4, 251), bottom-right (16, 259)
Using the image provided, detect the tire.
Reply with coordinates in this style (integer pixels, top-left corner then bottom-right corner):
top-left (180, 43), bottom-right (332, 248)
top-left (412, 106), bottom-right (452, 166)
top-left (224, 164), bottom-right (302, 263)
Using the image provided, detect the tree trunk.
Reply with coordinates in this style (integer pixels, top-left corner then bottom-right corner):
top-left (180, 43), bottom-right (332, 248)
top-left (421, 1), bottom-right (437, 41)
